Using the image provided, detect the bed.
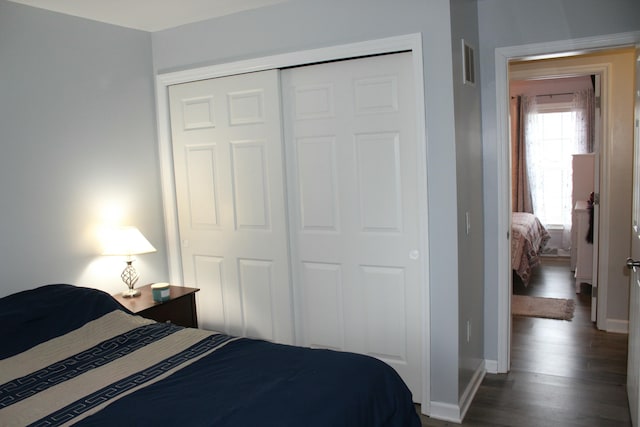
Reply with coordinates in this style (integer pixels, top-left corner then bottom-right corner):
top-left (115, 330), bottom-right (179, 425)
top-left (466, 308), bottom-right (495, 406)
top-left (511, 212), bottom-right (550, 284)
top-left (0, 284), bottom-right (420, 427)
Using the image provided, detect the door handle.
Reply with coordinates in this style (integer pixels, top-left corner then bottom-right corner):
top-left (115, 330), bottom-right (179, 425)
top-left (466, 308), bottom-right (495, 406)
top-left (626, 258), bottom-right (640, 270)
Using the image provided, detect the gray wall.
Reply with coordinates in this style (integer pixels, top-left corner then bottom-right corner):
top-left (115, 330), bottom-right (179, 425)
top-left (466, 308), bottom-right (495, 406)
top-left (0, 1), bottom-right (167, 297)
top-left (450, 0), bottom-right (484, 395)
top-left (477, 0), bottom-right (640, 362)
top-left (153, 0), bottom-right (466, 406)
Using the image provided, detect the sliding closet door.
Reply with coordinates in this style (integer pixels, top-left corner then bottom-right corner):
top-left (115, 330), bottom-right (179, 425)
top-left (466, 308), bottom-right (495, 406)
top-left (281, 52), bottom-right (423, 400)
top-left (168, 70), bottom-right (293, 344)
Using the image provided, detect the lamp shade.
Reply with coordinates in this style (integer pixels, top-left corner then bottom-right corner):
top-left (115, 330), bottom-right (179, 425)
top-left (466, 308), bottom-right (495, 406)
top-left (101, 226), bottom-right (156, 256)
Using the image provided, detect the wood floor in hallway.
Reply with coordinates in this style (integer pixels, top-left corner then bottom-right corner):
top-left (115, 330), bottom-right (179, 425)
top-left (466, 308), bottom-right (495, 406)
top-left (419, 257), bottom-right (631, 426)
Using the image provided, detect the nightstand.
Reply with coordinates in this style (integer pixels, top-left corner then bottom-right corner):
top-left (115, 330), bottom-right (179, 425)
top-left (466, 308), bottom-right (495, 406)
top-left (113, 284), bottom-right (200, 328)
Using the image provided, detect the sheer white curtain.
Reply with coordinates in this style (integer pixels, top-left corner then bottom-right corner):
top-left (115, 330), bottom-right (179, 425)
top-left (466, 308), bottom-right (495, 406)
top-left (525, 88), bottom-right (594, 253)
top-left (523, 96), bottom-right (544, 218)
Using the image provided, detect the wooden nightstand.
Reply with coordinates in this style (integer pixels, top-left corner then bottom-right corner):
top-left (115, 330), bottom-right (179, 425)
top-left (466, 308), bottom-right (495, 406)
top-left (113, 284), bottom-right (200, 328)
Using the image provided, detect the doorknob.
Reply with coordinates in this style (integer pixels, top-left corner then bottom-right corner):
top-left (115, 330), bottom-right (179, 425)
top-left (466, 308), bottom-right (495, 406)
top-left (626, 257), bottom-right (640, 270)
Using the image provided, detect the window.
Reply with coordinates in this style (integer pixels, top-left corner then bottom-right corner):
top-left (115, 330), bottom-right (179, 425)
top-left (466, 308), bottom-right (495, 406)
top-left (527, 104), bottom-right (576, 228)
top-left (517, 87), bottom-right (595, 253)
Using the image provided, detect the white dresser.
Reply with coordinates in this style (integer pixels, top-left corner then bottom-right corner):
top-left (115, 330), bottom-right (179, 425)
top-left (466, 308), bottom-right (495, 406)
top-left (571, 154), bottom-right (595, 270)
top-left (574, 200), bottom-right (596, 321)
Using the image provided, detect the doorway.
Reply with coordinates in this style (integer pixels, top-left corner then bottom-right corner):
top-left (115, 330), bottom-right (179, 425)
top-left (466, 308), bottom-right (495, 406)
top-left (508, 70), bottom-right (600, 320)
top-left (494, 34), bottom-right (640, 373)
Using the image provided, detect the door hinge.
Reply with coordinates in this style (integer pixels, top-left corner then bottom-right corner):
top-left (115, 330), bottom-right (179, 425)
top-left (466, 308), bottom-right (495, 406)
top-left (593, 192), bottom-right (600, 205)
top-left (595, 96), bottom-right (601, 110)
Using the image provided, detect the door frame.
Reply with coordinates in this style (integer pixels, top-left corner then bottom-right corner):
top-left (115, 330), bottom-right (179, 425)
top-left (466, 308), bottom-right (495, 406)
top-left (154, 33), bottom-right (431, 409)
top-left (509, 62), bottom-right (609, 328)
top-left (628, 44), bottom-right (640, 427)
top-left (494, 31), bottom-right (640, 373)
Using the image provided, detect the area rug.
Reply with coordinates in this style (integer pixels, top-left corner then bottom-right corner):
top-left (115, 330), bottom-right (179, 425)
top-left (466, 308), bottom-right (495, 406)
top-left (512, 295), bottom-right (575, 320)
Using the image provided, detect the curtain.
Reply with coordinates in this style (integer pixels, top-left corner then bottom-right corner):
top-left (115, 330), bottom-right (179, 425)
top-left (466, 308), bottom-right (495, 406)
top-left (510, 95), bottom-right (535, 213)
top-left (524, 88), bottom-right (593, 253)
top-left (573, 88), bottom-right (595, 153)
top-left (523, 96), bottom-right (545, 218)
top-left (573, 87), bottom-right (595, 247)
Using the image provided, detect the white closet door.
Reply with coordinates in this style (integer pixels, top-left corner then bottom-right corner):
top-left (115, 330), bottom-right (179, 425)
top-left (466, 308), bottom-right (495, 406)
top-left (282, 52), bottom-right (423, 400)
top-left (168, 70), bottom-right (293, 344)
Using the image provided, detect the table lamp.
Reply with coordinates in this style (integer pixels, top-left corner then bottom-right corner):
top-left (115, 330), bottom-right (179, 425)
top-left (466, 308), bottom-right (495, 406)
top-left (102, 226), bottom-right (157, 297)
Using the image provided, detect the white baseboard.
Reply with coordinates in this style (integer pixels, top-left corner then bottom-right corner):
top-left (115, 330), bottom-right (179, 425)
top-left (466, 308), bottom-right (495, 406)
top-left (606, 319), bottom-right (629, 334)
top-left (429, 401), bottom-right (462, 423)
top-left (459, 362), bottom-right (486, 421)
top-left (429, 362), bottom-right (486, 424)
top-left (484, 359), bottom-right (498, 374)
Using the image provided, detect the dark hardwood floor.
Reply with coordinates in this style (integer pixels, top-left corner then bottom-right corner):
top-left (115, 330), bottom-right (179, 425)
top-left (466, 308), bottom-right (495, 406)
top-left (418, 257), bottom-right (630, 426)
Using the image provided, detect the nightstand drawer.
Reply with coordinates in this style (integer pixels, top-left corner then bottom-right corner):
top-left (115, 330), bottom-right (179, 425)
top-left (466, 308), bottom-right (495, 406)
top-left (113, 284), bottom-right (199, 328)
top-left (138, 293), bottom-right (197, 327)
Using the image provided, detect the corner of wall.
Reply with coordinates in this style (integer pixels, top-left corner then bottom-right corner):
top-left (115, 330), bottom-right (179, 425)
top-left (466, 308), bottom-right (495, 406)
top-left (429, 360), bottom-right (486, 423)
top-left (484, 358), bottom-right (498, 374)
top-left (606, 319), bottom-right (629, 334)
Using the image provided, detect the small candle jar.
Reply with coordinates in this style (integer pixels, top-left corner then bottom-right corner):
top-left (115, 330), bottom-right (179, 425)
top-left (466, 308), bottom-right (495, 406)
top-left (151, 283), bottom-right (171, 302)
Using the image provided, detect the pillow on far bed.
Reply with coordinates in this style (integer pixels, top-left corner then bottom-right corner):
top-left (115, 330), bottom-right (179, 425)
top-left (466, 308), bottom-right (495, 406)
top-left (0, 284), bottom-right (127, 360)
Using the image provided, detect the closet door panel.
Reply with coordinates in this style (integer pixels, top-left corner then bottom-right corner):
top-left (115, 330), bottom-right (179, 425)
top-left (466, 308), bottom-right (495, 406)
top-left (355, 132), bottom-right (402, 231)
top-left (301, 261), bottom-right (344, 350)
top-left (361, 265), bottom-right (407, 362)
top-left (296, 136), bottom-right (339, 231)
top-left (169, 70), bottom-right (293, 344)
top-left (230, 141), bottom-right (270, 229)
top-left (282, 52), bottom-right (423, 401)
top-left (185, 145), bottom-right (219, 228)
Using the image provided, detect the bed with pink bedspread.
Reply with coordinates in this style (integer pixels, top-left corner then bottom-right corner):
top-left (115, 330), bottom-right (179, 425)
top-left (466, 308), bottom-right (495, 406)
top-left (511, 212), bottom-right (550, 284)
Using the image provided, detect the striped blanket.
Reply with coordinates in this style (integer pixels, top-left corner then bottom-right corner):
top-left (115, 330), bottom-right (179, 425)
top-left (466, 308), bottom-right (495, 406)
top-left (0, 310), bottom-right (237, 426)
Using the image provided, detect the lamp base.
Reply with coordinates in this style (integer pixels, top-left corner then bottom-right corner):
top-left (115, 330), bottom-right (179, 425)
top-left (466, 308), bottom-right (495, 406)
top-left (122, 288), bottom-right (141, 298)
top-left (121, 259), bottom-right (140, 298)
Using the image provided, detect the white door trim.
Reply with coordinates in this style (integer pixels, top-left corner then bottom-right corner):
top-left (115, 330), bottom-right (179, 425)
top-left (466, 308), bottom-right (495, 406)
top-left (154, 33), bottom-right (431, 411)
top-left (494, 31), bottom-right (640, 373)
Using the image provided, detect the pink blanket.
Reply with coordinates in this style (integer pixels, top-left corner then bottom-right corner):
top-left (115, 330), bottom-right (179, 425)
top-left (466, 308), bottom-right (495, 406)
top-left (511, 212), bottom-right (550, 284)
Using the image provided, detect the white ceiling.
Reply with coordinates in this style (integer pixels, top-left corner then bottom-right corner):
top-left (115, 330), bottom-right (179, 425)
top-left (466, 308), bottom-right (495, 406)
top-left (7, 0), bottom-right (290, 32)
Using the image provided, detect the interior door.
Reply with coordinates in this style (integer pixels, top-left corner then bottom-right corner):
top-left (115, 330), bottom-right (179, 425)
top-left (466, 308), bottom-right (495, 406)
top-left (627, 47), bottom-right (640, 427)
top-left (168, 70), bottom-right (294, 344)
top-left (591, 75), bottom-right (601, 324)
top-left (281, 52), bottom-right (423, 401)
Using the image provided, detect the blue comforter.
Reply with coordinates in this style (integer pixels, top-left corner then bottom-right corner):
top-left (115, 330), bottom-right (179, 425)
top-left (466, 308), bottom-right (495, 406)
top-left (0, 284), bottom-right (421, 427)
